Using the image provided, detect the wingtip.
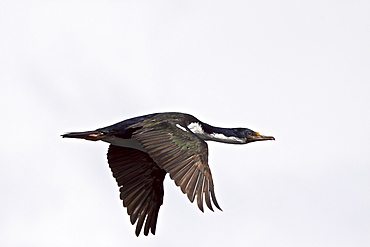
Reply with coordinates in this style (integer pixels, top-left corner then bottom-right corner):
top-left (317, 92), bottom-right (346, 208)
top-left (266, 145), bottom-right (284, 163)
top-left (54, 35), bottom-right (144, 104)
top-left (213, 201), bottom-right (222, 212)
top-left (207, 205), bottom-right (214, 212)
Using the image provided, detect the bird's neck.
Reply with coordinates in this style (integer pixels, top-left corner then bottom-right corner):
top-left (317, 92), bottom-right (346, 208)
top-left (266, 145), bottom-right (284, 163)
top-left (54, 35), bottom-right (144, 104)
top-left (187, 122), bottom-right (246, 144)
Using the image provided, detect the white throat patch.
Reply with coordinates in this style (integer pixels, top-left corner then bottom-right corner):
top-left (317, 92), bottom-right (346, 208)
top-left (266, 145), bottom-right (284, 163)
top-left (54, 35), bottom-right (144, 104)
top-left (209, 133), bottom-right (246, 143)
top-left (188, 122), bottom-right (246, 144)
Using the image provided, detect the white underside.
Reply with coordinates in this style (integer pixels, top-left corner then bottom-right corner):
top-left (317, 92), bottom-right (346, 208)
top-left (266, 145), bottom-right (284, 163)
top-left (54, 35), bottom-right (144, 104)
top-left (101, 137), bottom-right (147, 152)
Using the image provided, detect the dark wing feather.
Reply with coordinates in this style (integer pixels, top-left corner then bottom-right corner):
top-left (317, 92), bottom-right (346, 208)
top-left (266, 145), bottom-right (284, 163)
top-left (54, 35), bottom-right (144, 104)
top-left (131, 122), bottom-right (221, 212)
top-left (107, 145), bottom-right (166, 236)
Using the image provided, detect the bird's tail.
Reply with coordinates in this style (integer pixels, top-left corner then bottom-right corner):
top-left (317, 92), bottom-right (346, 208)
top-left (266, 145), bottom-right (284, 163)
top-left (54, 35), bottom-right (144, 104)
top-left (61, 130), bottom-right (106, 141)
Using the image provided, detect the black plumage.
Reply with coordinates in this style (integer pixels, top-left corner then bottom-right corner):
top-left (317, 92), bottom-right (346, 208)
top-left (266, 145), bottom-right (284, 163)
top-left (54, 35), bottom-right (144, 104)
top-left (62, 112), bottom-right (274, 236)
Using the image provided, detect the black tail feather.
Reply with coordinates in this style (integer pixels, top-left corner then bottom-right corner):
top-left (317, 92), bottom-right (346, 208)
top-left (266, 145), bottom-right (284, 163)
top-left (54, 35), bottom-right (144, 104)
top-left (61, 130), bottom-right (105, 141)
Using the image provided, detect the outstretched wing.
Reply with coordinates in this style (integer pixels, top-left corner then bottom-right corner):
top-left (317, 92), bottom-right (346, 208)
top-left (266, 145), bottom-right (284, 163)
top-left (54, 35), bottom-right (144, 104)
top-left (131, 122), bottom-right (221, 212)
top-left (107, 145), bottom-right (166, 236)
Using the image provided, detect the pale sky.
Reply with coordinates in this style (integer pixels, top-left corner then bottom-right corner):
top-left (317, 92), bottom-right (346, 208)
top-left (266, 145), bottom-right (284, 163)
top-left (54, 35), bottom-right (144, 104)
top-left (1, 1), bottom-right (369, 246)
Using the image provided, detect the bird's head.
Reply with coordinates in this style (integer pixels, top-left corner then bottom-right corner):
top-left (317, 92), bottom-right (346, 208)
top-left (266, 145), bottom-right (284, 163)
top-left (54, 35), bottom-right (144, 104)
top-left (233, 128), bottom-right (275, 144)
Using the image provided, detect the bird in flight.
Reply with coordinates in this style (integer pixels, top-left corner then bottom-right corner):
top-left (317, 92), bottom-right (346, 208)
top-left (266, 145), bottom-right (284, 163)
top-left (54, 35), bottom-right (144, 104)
top-left (62, 112), bottom-right (274, 236)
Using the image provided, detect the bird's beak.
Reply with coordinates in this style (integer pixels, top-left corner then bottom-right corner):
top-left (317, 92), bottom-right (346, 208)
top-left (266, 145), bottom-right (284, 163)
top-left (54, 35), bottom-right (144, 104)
top-left (247, 133), bottom-right (275, 143)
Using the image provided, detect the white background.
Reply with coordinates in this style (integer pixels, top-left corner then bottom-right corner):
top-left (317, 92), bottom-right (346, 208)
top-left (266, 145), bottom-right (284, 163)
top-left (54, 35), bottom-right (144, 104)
top-left (1, 1), bottom-right (369, 246)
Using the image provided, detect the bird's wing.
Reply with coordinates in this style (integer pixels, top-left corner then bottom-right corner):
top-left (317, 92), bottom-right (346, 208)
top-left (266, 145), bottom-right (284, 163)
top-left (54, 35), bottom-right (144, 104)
top-left (107, 145), bottom-right (166, 236)
top-left (131, 121), bottom-right (221, 212)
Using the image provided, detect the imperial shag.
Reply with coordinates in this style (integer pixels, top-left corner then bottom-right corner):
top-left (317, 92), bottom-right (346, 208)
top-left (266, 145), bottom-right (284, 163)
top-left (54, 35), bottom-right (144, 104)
top-left (62, 112), bottom-right (274, 236)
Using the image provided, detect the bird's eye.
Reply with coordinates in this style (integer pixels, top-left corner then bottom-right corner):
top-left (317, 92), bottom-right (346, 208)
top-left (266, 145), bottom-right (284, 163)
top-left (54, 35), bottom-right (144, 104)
top-left (246, 131), bottom-right (253, 136)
